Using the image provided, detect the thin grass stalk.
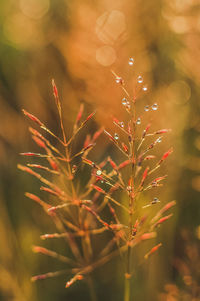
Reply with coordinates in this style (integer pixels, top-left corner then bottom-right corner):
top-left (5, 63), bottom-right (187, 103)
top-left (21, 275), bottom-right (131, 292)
top-left (87, 276), bottom-right (98, 301)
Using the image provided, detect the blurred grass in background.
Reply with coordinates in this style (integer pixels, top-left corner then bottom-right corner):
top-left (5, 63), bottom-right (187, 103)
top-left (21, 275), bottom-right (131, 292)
top-left (0, 0), bottom-right (200, 300)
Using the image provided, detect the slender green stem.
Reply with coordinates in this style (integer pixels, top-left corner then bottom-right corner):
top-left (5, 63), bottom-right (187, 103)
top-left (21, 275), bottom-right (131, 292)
top-left (124, 276), bottom-right (131, 301)
top-left (87, 276), bottom-right (98, 301)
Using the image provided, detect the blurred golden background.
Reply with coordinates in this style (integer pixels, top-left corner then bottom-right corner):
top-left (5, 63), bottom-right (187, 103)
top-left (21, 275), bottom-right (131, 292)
top-left (0, 0), bottom-right (200, 300)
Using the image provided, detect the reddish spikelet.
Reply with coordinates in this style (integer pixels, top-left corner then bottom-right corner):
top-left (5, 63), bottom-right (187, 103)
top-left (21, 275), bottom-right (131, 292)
top-left (29, 127), bottom-right (42, 137)
top-left (132, 219), bottom-right (139, 236)
top-left (41, 233), bottom-right (59, 239)
top-left (151, 201), bottom-right (176, 224)
top-left (141, 167), bottom-right (149, 182)
top-left (32, 245), bottom-right (74, 264)
top-left (92, 185), bottom-right (106, 194)
top-left (48, 158), bottom-right (59, 171)
top-left (142, 123), bottom-right (151, 138)
top-left (20, 152), bottom-right (40, 157)
top-left (108, 202), bottom-right (119, 224)
top-left (122, 142), bottom-right (129, 153)
top-left (139, 167), bottom-right (149, 189)
top-left (104, 130), bottom-right (115, 143)
top-left (31, 270), bottom-right (66, 282)
top-left (76, 103), bottom-right (84, 123)
top-left (140, 232), bottom-right (157, 240)
top-left (31, 274), bottom-right (47, 281)
top-left (82, 158), bottom-right (93, 166)
top-left (82, 205), bottom-right (110, 229)
top-left (144, 243), bottom-right (162, 259)
top-left (40, 186), bottom-right (60, 196)
top-left (65, 274), bottom-right (83, 288)
top-left (92, 128), bottom-right (103, 141)
top-left (155, 129), bottom-right (171, 134)
top-left (99, 158), bottom-right (108, 169)
top-left (83, 143), bottom-right (95, 152)
top-left (32, 246), bottom-right (50, 255)
top-left (118, 160), bottom-right (130, 170)
top-left (158, 148), bottom-right (173, 165)
top-left (32, 136), bottom-right (46, 148)
top-left (85, 111), bottom-right (96, 122)
top-left (48, 203), bottom-right (70, 212)
top-left (84, 134), bottom-right (91, 148)
top-left (27, 164), bottom-right (59, 175)
top-left (144, 155), bottom-right (156, 160)
top-left (25, 192), bottom-right (51, 211)
top-left (161, 201), bottom-right (176, 214)
top-left (18, 164), bottom-right (38, 176)
top-left (153, 176), bottom-right (167, 183)
top-left (52, 79), bottom-right (58, 98)
top-left (22, 109), bottom-right (43, 126)
top-left (109, 183), bottom-right (120, 194)
top-left (153, 214), bottom-right (173, 228)
top-left (108, 157), bottom-right (117, 170)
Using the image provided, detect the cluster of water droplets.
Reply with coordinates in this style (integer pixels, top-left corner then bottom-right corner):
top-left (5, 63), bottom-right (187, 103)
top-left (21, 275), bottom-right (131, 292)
top-left (144, 103), bottom-right (158, 112)
top-left (121, 98), bottom-right (130, 110)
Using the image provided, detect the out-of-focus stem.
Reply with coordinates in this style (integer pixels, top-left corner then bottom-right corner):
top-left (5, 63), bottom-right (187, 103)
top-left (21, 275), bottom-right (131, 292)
top-left (124, 275), bottom-right (131, 301)
top-left (87, 276), bottom-right (98, 301)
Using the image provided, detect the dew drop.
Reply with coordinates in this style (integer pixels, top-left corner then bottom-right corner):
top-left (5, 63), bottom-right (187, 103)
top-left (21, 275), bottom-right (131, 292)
top-left (152, 197), bottom-right (160, 204)
top-left (144, 105), bottom-right (149, 112)
top-left (137, 76), bottom-right (143, 84)
top-left (136, 117), bottom-right (141, 125)
top-left (114, 133), bottom-right (119, 140)
top-left (116, 76), bottom-right (123, 84)
top-left (128, 57), bottom-right (134, 66)
top-left (142, 85), bottom-right (148, 91)
top-left (156, 137), bottom-right (162, 143)
top-left (152, 103), bottom-right (158, 111)
top-left (96, 170), bottom-right (102, 176)
top-left (120, 122), bottom-right (124, 128)
top-left (122, 98), bottom-right (127, 105)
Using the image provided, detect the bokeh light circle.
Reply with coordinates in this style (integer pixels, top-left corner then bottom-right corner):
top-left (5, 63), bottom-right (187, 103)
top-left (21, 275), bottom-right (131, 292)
top-left (96, 46), bottom-right (116, 66)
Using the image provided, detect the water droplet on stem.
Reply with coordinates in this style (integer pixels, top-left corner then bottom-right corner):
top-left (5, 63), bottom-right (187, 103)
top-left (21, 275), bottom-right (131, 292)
top-left (137, 76), bottom-right (143, 84)
top-left (152, 103), bottom-right (158, 111)
top-left (136, 117), bottom-right (141, 125)
top-left (96, 170), bottom-right (102, 176)
top-left (114, 133), bottom-right (119, 140)
top-left (128, 57), bottom-right (134, 66)
top-left (122, 98), bottom-right (127, 105)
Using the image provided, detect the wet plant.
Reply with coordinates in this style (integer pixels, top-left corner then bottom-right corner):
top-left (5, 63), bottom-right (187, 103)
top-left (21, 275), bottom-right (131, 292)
top-left (18, 58), bottom-right (175, 301)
